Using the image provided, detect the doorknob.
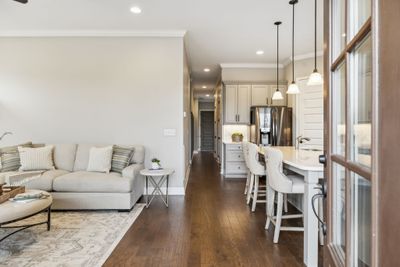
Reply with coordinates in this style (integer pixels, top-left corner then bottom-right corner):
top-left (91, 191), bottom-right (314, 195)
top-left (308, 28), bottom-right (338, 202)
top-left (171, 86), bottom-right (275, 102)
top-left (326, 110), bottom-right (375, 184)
top-left (319, 154), bottom-right (327, 166)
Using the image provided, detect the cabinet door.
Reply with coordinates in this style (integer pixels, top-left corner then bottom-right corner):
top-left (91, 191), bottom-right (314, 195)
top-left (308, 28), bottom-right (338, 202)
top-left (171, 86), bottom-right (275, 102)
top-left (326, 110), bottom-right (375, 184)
top-left (251, 85), bottom-right (269, 106)
top-left (269, 85), bottom-right (287, 106)
top-left (237, 85), bottom-right (251, 124)
top-left (224, 85), bottom-right (238, 123)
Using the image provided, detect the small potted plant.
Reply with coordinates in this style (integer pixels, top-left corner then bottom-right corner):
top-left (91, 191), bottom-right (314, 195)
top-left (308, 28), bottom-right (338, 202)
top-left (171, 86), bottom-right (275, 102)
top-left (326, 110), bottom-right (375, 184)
top-left (231, 132), bottom-right (244, 143)
top-left (151, 158), bottom-right (161, 170)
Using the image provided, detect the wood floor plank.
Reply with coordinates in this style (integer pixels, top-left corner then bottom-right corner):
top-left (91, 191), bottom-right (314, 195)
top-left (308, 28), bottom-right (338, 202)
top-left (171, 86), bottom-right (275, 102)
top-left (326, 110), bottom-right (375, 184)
top-left (104, 152), bottom-right (312, 267)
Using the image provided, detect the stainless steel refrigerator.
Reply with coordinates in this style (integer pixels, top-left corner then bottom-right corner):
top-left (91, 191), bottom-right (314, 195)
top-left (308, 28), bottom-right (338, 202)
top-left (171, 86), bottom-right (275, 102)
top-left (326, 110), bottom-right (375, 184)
top-left (250, 106), bottom-right (292, 146)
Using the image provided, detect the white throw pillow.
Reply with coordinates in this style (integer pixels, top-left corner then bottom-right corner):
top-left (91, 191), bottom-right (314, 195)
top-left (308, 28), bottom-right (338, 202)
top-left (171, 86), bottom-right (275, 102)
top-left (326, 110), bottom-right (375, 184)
top-left (86, 146), bottom-right (113, 173)
top-left (18, 145), bottom-right (55, 171)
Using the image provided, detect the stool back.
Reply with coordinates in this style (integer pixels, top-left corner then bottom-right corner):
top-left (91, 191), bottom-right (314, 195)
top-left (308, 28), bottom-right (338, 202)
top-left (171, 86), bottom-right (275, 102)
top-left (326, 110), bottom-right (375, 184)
top-left (247, 142), bottom-right (266, 176)
top-left (242, 141), bottom-right (250, 169)
top-left (264, 147), bottom-right (293, 193)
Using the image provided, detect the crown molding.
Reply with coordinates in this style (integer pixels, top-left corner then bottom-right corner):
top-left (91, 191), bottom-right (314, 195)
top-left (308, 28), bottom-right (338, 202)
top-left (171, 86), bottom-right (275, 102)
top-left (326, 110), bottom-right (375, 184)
top-left (220, 63), bottom-right (284, 69)
top-left (282, 51), bottom-right (324, 66)
top-left (0, 30), bottom-right (187, 38)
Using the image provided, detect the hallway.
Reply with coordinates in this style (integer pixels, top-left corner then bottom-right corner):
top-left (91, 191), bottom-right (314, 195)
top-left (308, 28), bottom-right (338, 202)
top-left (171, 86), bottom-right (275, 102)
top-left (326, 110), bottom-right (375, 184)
top-left (105, 152), bottom-right (305, 266)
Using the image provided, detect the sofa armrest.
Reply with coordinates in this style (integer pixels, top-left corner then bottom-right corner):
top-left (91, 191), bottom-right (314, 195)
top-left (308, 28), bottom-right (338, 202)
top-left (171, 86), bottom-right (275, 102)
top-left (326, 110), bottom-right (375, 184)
top-left (122, 163), bottom-right (144, 179)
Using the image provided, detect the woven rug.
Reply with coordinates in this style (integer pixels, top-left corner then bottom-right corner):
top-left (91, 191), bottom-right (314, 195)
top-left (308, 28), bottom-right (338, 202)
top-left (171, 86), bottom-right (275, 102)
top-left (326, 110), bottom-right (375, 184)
top-left (0, 204), bottom-right (145, 267)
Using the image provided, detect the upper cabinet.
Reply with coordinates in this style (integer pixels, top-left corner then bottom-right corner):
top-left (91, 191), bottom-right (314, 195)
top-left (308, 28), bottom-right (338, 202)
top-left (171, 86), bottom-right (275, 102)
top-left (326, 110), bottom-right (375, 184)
top-left (224, 84), bottom-right (251, 124)
top-left (251, 84), bottom-right (287, 106)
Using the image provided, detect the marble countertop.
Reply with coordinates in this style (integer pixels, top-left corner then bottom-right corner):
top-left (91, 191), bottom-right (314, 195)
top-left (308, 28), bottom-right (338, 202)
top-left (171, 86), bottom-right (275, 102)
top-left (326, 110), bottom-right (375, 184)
top-left (259, 146), bottom-right (324, 172)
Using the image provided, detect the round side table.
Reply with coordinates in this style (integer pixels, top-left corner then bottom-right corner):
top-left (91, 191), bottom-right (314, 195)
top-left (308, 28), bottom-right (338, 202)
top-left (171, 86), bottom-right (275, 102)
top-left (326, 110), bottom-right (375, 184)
top-left (140, 168), bottom-right (174, 208)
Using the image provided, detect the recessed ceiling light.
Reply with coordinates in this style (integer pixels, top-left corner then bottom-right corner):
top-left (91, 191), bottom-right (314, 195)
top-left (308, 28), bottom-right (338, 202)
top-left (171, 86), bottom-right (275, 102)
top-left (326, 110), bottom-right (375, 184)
top-left (202, 86), bottom-right (207, 89)
top-left (203, 68), bottom-right (210, 72)
top-left (206, 94), bottom-right (210, 97)
top-left (342, 33), bottom-right (346, 37)
top-left (256, 50), bottom-right (264, 55)
top-left (130, 6), bottom-right (142, 14)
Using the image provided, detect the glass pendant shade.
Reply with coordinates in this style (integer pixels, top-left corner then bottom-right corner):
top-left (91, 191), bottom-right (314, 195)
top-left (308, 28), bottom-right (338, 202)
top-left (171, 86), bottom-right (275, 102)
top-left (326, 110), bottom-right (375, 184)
top-left (307, 70), bottom-right (323, 86)
top-left (272, 89), bottom-right (284, 100)
top-left (287, 82), bottom-right (300, 94)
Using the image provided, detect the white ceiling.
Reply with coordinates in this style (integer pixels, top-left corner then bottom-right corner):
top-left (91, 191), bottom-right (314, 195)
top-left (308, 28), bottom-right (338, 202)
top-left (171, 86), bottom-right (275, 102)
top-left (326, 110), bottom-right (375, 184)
top-left (0, 0), bottom-right (323, 93)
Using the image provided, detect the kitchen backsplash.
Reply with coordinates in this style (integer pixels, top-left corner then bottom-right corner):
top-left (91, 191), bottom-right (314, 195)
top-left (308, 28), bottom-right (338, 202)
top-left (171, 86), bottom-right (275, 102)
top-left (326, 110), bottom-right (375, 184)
top-left (223, 125), bottom-right (250, 142)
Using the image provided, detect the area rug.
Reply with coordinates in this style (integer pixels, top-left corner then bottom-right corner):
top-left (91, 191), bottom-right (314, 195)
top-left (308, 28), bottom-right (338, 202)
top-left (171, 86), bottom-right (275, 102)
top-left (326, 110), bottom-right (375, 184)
top-left (0, 204), bottom-right (145, 267)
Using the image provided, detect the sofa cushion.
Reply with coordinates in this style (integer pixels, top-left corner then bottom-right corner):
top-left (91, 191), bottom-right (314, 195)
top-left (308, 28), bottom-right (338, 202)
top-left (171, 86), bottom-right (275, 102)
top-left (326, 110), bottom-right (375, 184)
top-left (18, 146), bottom-right (55, 171)
top-left (53, 171), bottom-right (133, 193)
top-left (50, 144), bottom-right (77, 172)
top-left (111, 146), bottom-right (134, 173)
top-left (73, 144), bottom-right (106, 172)
top-left (24, 170), bottom-right (69, 191)
top-left (87, 146), bottom-right (113, 173)
top-left (0, 142), bottom-right (33, 172)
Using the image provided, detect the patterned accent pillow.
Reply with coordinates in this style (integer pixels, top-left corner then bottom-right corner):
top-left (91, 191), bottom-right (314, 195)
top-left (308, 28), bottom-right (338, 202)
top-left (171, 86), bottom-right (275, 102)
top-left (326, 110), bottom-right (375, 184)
top-left (0, 142), bottom-right (33, 172)
top-left (111, 146), bottom-right (135, 174)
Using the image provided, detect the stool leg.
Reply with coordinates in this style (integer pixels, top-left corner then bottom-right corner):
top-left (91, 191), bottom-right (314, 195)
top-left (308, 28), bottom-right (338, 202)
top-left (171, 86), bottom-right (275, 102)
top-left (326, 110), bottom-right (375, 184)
top-left (251, 175), bottom-right (259, 212)
top-left (244, 171), bottom-right (250, 195)
top-left (273, 192), bottom-right (283, 243)
top-left (246, 173), bottom-right (254, 205)
top-left (265, 189), bottom-right (275, 230)
top-left (283, 194), bottom-right (288, 213)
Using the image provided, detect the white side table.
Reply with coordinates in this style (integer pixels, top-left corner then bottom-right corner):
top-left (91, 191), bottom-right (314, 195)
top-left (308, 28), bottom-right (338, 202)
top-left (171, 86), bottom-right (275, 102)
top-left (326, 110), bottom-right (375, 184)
top-left (140, 168), bottom-right (174, 208)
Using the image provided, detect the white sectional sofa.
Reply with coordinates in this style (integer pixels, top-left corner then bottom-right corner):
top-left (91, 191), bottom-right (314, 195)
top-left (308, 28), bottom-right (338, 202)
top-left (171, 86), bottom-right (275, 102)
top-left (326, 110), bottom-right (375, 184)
top-left (0, 144), bottom-right (145, 210)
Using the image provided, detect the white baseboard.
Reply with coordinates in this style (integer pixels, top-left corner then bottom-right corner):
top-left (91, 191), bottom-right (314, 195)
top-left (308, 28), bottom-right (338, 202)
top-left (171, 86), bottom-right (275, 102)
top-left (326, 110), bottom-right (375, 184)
top-left (145, 186), bottom-right (185, 195)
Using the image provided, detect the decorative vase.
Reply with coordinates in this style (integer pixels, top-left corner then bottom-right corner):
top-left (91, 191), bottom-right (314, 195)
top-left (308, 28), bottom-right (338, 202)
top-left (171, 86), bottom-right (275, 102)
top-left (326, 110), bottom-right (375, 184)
top-left (151, 162), bottom-right (161, 170)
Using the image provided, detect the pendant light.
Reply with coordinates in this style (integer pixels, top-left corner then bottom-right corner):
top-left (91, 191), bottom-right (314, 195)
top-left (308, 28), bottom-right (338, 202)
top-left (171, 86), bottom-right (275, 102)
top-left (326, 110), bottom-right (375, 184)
top-left (272, 21), bottom-right (283, 101)
top-left (287, 0), bottom-right (300, 94)
top-left (307, 0), bottom-right (323, 86)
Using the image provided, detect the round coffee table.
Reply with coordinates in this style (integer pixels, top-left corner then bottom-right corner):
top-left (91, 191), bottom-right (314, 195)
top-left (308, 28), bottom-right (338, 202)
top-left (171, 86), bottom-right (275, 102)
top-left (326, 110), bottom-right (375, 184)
top-left (0, 189), bottom-right (53, 242)
top-left (140, 168), bottom-right (174, 208)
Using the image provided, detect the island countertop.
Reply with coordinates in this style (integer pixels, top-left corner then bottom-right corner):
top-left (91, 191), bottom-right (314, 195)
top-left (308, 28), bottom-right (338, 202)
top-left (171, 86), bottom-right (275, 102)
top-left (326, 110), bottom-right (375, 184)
top-left (258, 146), bottom-right (324, 172)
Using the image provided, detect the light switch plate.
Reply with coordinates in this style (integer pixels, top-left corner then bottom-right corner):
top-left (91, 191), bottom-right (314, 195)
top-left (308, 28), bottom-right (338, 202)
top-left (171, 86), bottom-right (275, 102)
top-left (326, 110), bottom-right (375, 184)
top-left (163, 129), bottom-right (176, 136)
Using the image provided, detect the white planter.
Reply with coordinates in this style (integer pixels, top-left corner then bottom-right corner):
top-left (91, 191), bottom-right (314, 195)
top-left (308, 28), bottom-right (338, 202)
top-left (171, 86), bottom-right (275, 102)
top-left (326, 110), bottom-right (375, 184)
top-left (151, 162), bottom-right (161, 170)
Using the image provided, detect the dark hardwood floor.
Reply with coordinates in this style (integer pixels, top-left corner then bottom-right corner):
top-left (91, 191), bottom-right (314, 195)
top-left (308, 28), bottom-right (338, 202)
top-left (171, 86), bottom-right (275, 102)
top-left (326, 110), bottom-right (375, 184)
top-left (104, 152), bottom-right (307, 267)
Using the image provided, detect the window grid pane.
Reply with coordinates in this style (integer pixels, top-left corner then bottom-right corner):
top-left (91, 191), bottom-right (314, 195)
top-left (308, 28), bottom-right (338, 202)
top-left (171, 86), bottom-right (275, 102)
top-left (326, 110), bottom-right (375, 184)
top-left (332, 163), bottom-right (346, 255)
top-left (332, 62), bottom-right (346, 156)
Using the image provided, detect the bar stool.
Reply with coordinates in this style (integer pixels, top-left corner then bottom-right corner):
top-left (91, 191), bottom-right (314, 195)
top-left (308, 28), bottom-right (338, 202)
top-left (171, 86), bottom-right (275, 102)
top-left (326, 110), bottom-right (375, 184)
top-left (242, 141), bottom-right (251, 195)
top-left (264, 147), bottom-right (304, 243)
top-left (246, 142), bottom-right (267, 212)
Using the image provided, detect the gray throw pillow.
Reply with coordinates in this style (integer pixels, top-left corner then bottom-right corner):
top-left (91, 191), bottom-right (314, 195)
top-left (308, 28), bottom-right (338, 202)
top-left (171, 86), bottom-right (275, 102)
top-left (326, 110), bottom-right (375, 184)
top-left (0, 142), bottom-right (33, 172)
top-left (111, 146), bottom-right (135, 174)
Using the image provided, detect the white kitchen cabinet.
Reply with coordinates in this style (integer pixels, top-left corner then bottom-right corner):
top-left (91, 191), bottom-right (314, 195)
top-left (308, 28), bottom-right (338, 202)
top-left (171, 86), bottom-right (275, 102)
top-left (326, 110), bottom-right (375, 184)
top-left (251, 84), bottom-right (270, 106)
top-left (237, 85), bottom-right (251, 124)
top-left (224, 143), bottom-right (247, 178)
top-left (224, 84), bottom-right (251, 124)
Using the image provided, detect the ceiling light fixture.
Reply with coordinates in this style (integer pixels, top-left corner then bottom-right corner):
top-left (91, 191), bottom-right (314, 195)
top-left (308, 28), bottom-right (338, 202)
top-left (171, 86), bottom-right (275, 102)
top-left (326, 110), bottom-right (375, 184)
top-left (272, 21), bottom-right (284, 101)
top-left (203, 68), bottom-right (210, 72)
top-left (287, 0), bottom-right (300, 94)
top-left (307, 0), bottom-right (323, 86)
top-left (130, 6), bottom-right (142, 14)
top-left (256, 50), bottom-right (265, 55)
top-left (202, 86), bottom-right (207, 89)
top-left (206, 94), bottom-right (210, 97)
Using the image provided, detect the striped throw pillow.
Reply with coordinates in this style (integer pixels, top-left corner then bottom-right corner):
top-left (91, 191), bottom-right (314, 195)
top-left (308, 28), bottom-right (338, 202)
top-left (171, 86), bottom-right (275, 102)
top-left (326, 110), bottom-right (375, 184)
top-left (111, 146), bottom-right (134, 174)
top-left (0, 142), bottom-right (33, 172)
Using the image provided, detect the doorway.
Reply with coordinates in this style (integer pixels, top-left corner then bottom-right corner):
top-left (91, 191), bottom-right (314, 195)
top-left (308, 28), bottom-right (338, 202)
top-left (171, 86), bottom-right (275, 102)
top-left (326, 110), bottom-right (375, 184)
top-left (200, 111), bottom-right (214, 151)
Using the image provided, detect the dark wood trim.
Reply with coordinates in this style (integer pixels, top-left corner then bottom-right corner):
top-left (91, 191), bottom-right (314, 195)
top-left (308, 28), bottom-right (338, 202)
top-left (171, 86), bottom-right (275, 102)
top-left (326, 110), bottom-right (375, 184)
top-left (331, 155), bottom-right (372, 181)
top-left (346, 18), bottom-right (372, 53)
top-left (331, 51), bottom-right (346, 72)
top-left (377, 0), bottom-right (400, 266)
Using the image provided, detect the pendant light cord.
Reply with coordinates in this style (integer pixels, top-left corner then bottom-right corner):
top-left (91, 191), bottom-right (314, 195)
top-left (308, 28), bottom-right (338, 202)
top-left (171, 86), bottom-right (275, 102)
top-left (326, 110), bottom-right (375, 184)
top-left (276, 22), bottom-right (280, 90)
top-left (314, 0), bottom-right (317, 71)
top-left (292, 1), bottom-right (295, 83)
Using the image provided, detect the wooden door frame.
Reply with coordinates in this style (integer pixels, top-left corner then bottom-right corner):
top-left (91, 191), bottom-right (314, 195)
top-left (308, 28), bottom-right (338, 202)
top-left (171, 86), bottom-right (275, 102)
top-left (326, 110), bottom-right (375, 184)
top-left (324, 0), bottom-right (400, 266)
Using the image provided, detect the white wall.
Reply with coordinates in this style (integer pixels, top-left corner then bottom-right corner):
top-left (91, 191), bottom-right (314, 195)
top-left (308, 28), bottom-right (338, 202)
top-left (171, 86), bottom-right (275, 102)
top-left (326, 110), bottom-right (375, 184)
top-left (0, 37), bottom-right (186, 191)
top-left (221, 67), bottom-right (285, 82)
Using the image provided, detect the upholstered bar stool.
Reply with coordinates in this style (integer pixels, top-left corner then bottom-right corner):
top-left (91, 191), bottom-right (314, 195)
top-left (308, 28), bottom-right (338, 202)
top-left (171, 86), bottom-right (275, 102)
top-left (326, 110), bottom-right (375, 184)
top-left (246, 142), bottom-right (267, 212)
top-left (264, 147), bottom-right (304, 243)
top-left (242, 141), bottom-right (251, 195)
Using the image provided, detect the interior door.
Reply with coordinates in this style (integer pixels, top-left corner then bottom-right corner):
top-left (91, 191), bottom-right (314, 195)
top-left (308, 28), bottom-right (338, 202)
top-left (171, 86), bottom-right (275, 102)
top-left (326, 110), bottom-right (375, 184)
top-left (324, 0), bottom-right (374, 266)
